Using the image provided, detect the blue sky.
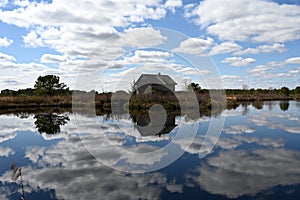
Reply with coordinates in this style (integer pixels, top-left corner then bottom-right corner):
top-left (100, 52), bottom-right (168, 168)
top-left (0, 0), bottom-right (299, 91)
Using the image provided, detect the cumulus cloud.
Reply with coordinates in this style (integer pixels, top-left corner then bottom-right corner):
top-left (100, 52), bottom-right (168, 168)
top-left (284, 126), bottom-right (300, 134)
top-left (248, 110), bottom-right (300, 135)
top-left (0, 58), bottom-right (62, 89)
top-left (249, 65), bottom-right (270, 74)
top-left (119, 27), bottom-right (166, 48)
top-left (113, 49), bottom-right (172, 66)
top-left (0, 37), bottom-right (13, 47)
top-left (22, 30), bottom-right (44, 47)
top-left (2, 137), bottom-right (169, 200)
top-left (0, 1), bottom-right (173, 91)
top-left (285, 57), bottom-right (300, 64)
top-left (0, 1), bottom-right (166, 28)
top-left (234, 43), bottom-right (286, 55)
top-left (0, 146), bottom-right (15, 157)
top-left (0, 132), bottom-right (16, 143)
top-left (258, 43), bottom-right (286, 53)
top-left (209, 42), bottom-right (242, 55)
top-left (186, 0), bottom-right (300, 42)
top-left (188, 148), bottom-right (300, 198)
top-left (0, 113), bottom-right (184, 200)
top-left (0, 52), bottom-right (16, 61)
top-left (178, 67), bottom-right (210, 75)
top-left (223, 125), bottom-right (255, 135)
top-left (40, 54), bottom-right (66, 63)
top-left (234, 135), bottom-right (285, 148)
top-left (222, 57), bottom-right (256, 66)
top-left (164, 0), bottom-right (182, 13)
top-left (172, 37), bottom-right (214, 55)
top-left (0, 0), bottom-right (7, 7)
top-left (179, 130), bottom-right (284, 153)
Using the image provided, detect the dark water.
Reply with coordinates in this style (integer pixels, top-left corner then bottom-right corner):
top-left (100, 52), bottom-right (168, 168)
top-left (0, 101), bottom-right (300, 200)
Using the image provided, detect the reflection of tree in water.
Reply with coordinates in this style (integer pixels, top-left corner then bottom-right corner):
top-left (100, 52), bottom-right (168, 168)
top-left (34, 113), bottom-right (70, 134)
top-left (241, 102), bottom-right (250, 115)
top-left (265, 101), bottom-right (276, 111)
top-left (279, 101), bottom-right (290, 112)
top-left (252, 101), bottom-right (263, 110)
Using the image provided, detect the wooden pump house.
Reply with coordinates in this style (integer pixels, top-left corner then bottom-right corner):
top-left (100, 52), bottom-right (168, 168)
top-left (135, 73), bottom-right (177, 94)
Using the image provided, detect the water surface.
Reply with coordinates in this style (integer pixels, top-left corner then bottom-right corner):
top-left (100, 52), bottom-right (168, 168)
top-left (0, 101), bottom-right (300, 200)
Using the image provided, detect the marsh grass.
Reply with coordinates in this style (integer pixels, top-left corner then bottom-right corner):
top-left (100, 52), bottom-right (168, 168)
top-left (0, 96), bottom-right (72, 108)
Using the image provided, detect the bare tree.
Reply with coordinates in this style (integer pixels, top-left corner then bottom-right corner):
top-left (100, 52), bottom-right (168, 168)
top-left (182, 78), bottom-right (191, 91)
top-left (242, 84), bottom-right (249, 90)
top-left (129, 79), bottom-right (137, 94)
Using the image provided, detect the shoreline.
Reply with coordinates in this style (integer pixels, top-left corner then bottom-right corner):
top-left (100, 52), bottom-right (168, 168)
top-left (0, 95), bottom-right (298, 109)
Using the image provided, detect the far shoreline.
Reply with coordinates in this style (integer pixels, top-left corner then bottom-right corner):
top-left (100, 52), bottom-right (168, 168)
top-left (0, 92), bottom-right (298, 110)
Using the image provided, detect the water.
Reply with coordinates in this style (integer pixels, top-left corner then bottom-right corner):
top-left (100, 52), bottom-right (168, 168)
top-left (0, 101), bottom-right (300, 200)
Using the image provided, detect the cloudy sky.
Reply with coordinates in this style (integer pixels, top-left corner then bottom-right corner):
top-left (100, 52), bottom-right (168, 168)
top-left (0, 0), bottom-right (299, 91)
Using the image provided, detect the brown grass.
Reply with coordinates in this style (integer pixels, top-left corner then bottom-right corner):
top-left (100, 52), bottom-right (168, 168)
top-left (0, 95), bottom-right (72, 108)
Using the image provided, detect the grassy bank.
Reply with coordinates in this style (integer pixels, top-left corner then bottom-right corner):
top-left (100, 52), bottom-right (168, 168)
top-left (0, 92), bottom-right (299, 110)
top-left (0, 96), bottom-right (72, 109)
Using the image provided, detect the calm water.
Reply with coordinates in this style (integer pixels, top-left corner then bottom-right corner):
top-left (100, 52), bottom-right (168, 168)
top-left (0, 101), bottom-right (300, 200)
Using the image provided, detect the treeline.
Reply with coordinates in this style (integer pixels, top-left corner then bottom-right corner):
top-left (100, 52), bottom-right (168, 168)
top-left (0, 88), bottom-right (111, 97)
top-left (225, 86), bottom-right (300, 101)
top-left (225, 86), bottom-right (300, 96)
top-left (1, 75), bottom-right (71, 97)
top-left (0, 75), bottom-right (299, 111)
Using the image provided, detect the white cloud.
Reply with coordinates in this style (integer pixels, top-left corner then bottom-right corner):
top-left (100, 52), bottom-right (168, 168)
top-left (178, 67), bottom-right (210, 75)
top-left (172, 37), bottom-right (214, 55)
top-left (22, 30), bottom-right (44, 47)
top-left (13, 0), bottom-right (31, 7)
top-left (223, 125), bottom-right (255, 135)
top-left (119, 27), bottom-right (166, 48)
top-left (222, 57), bottom-right (256, 66)
top-left (0, 146), bottom-right (15, 157)
top-left (259, 43), bottom-right (286, 53)
top-left (0, 0), bottom-right (7, 7)
top-left (0, 135), bottom-right (169, 200)
top-left (285, 57), bottom-right (300, 64)
top-left (234, 43), bottom-right (286, 55)
top-left (249, 65), bottom-right (270, 74)
top-left (0, 1), bottom-right (166, 28)
top-left (0, 52), bottom-right (16, 61)
top-left (186, 0), bottom-right (300, 42)
top-left (219, 75), bottom-right (244, 89)
top-left (190, 148), bottom-right (300, 198)
top-left (183, 3), bottom-right (197, 19)
top-left (0, 37), bottom-right (13, 47)
top-left (234, 135), bottom-right (285, 148)
top-left (209, 42), bottom-right (242, 55)
top-left (164, 0), bottom-right (182, 13)
top-left (110, 49), bottom-right (173, 70)
top-left (233, 47), bottom-right (260, 55)
top-left (128, 4), bottom-right (166, 22)
top-left (0, 1), bottom-right (169, 88)
top-left (0, 59), bottom-right (64, 89)
top-left (284, 126), bottom-right (300, 134)
top-left (0, 113), bottom-right (188, 200)
top-left (40, 54), bottom-right (66, 63)
top-left (0, 132), bottom-right (16, 143)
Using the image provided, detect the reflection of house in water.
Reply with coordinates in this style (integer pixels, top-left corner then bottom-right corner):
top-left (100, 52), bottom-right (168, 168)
top-left (135, 73), bottom-right (177, 94)
top-left (133, 112), bottom-right (177, 137)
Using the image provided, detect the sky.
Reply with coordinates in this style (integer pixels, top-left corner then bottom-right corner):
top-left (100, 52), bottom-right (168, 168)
top-left (0, 0), bottom-right (300, 91)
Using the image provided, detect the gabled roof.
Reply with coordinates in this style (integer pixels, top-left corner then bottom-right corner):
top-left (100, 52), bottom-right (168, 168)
top-left (135, 74), bottom-right (177, 86)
